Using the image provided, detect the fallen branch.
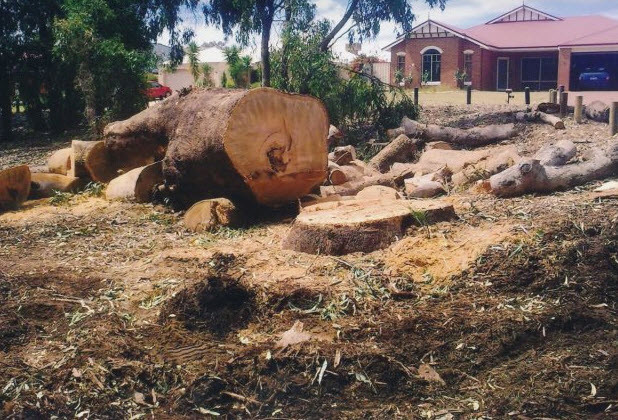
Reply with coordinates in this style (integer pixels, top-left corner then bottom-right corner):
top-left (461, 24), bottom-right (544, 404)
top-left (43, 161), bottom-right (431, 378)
top-left (490, 140), bottom-right (618, 197)
top-left (369, 134), bottom-right (419, 173)
top-left (398, 116), bottom-right (517, 146)
top-left (515, 111), bottom-right (565, 129)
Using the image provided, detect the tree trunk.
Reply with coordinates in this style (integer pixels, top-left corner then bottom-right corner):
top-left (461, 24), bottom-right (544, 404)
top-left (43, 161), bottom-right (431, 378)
top-left (0, 68), bottom-right (12, 142)
top-left (104, 88), bottom-right (329, 208)
top-left (279, 0), bottom-right (293, 91)
top-left (259, 0), bottom-right (274, 87)
top-left (319, 0), bottom-right (360, 52)
top-left (515, 111), bottom-right (565, 129)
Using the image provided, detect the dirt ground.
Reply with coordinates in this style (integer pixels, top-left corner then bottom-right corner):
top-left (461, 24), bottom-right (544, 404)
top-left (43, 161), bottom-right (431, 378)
top-left (0, 106), bottom-right (617, 419)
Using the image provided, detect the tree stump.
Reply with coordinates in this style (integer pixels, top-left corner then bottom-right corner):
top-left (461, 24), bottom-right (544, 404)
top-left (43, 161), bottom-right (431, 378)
top-left (0, 165), bottom-right (31, 211)
top-left (282, 199), bottom-right (456, 255)
top-left (105, 88), bottom-right (329, 207)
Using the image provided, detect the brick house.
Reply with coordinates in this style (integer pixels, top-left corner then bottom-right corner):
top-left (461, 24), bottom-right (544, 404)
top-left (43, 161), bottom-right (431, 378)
top-left (383, 5), bottom-right (618, 91)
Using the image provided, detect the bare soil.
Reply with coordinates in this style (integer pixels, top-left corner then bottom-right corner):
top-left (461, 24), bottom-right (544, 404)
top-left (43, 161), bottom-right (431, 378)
top-left (0, 106), bottom-right (616, 419)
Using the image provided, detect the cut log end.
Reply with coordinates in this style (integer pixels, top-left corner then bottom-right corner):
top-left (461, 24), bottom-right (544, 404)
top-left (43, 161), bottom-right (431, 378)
top-left (222, 89), bottom-right (328, 206)
top-left (105, 161), bottom-right (163, 202)
top-left (0, 165), bottom-right (31, 212)
top-left (29, 173), bottom-right (85, 199)
top-left (47, 148), bottom-right (72, 175)
top-left (184, 198), bottom-right (242, 232)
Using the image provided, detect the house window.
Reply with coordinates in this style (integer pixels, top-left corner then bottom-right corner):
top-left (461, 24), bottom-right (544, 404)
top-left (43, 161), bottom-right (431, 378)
top-left (522, 57), bottom-right (558, 91)
top-left (397, 55), bottom-right (406, 72)
top-left (464, 53), bottom-right (473, 84)
top-left (422, 49), bottom-right (441, 83)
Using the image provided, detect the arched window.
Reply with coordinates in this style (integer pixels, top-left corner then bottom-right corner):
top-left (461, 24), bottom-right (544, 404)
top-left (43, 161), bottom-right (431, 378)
top-left (422, 48), bottom-right (441, 83)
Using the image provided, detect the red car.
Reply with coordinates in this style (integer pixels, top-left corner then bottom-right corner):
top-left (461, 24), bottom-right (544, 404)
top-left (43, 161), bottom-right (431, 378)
top-left (146, 81), bottom-right (172, 100)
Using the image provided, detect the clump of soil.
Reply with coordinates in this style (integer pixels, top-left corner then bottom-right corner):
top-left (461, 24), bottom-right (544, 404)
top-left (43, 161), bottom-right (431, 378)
top-left (161, 275), bottom-right (256, 336)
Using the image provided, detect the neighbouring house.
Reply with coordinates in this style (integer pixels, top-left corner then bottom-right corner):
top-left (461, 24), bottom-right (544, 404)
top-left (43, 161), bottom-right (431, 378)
top-left (383, 5), bottom-right (618, 91)
top-left (157, 43), bottom-right (235, 90)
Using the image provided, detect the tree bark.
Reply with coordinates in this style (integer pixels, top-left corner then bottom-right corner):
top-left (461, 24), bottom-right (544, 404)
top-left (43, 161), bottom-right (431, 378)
top-left (259, 0), bottom-right (275, 87)
top-left (319, 0), bottom-right (360, 52)
top-left (104, 88), bottom-right (329, 208)
top-left (0, 67), bottom-right (12, 142)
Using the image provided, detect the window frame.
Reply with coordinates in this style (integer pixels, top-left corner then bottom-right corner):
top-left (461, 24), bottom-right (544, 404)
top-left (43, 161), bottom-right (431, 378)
top-left (422, 48), bottom-right (442, 84)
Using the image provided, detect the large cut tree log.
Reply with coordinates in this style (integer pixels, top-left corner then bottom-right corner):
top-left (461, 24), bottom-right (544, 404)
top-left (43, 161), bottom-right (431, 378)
top-left (0, 165), bottom-right (31, 211)
top-left (105, 88), bottom-right (329, 207)
top-left (47, 148), bottom-right (72, 175)
top-left (399, 116), bottom-right (517, 146)
top-left (29, 173), bottom-right (85, 199)
top-left (369, 134), bottom-right (419, 173)
top-left (282, 198), bottom-right (456, 255)
top-left (105, 161), bottom-right (163, 202)
top-left (490, 140), bottom-right (618, 197)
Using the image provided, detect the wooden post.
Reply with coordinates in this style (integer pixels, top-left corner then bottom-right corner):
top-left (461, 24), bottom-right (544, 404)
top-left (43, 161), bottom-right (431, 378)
top-left (550, 89), bottom-right (558, 104)
top-left (414, 87), bottom-right (419, 106)
top-left (548, 89), bottom-right (554, 103)
top-left (574, 95), bottom-right (583, 124)
top-left (524, 87), bottom-right (530, 105)
top-left (466, 85), bottom-right (472, 105)
top-left (559, 91), bottom-right (568, 118)
top-left (610, 102), bottom-right (618, 136)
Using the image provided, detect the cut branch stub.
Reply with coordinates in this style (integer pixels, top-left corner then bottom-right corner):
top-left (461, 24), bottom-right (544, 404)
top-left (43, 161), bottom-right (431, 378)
top-left (282, 199), bottom-right (456, 255)
top-left (0, 165), bottom-right (31, 211)
top-left (106, 88), bottom-right (328, 208)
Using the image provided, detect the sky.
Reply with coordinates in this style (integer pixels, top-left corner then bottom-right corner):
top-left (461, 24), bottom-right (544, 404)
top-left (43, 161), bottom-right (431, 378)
top-left (158, 0), bottom-right (618, 62)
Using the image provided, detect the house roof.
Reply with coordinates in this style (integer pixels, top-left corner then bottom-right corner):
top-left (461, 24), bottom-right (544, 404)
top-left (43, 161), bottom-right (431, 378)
top-left (383, 6), bottom-right (618, 51)
top-left (464, 15), bottom-right (618, 50)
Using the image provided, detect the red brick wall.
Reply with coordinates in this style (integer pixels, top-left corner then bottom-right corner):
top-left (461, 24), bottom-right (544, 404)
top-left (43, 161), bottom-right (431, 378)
top-left (389, 37), bottom-right (561, 91)
top-left (390, 37), bottom-right (464, 89)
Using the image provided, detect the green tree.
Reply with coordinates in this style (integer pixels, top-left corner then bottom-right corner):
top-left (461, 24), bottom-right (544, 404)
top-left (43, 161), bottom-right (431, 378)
top-left (319, 0), bottom-right (447, 52)
top-left (271, 20), bottom-right (416, 141)
top-left (1, 0), bottom-right (199, 141)
top-left (223, 46), bottom-right (252, 88)
top-left (54, 0), bottom-right (199, 133)
top-left (204, 0), bottom-right (314, 87)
